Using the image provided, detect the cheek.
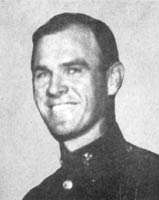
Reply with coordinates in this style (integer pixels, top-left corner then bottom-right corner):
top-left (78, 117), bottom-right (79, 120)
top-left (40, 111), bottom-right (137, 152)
top-left (86, 75), bottom-right (106, 111)
top-left (33, 78), bottom-right (49, 98)
top-left (34, 85), bottom-right (47, 102)
top-left (74, 78), bottom-right (96, 109)
top-left (74, 77), bottom-right (93, 94)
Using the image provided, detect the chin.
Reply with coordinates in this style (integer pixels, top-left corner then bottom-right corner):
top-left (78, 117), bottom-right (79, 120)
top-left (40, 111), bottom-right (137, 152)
top-left (40, 108), bottom-right (96, 141)
top-left (46, 119), bottom-right (96, 142)
top-left (47, 123), bottom-right (80, 140)
top-left (42, 113), bottom-right (82, 136)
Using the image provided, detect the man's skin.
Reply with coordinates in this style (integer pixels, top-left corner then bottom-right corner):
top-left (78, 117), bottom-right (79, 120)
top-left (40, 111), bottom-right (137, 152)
top-left (32, 24), bottom-right (124, 152)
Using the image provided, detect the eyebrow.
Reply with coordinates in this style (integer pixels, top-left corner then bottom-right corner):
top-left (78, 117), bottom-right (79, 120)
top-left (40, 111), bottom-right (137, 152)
top-left (61, 58), bottom-right (90, 69)
top-left (33, 65), bottom-right (49, 71)
top-left (32, 58), bottom-right (90, 72)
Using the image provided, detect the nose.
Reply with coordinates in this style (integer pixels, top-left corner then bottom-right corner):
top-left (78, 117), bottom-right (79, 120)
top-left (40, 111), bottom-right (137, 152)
top-left (47, 74), bottom-right (68, 98)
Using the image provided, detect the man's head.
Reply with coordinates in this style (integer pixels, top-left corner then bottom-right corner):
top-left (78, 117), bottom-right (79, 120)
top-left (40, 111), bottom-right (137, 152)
top-left (31, 13), bottom-right (124, 141)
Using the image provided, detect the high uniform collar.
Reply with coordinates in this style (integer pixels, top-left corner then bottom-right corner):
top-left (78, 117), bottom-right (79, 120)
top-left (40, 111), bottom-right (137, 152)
top-left (60, 122), bottom-right (126, 170)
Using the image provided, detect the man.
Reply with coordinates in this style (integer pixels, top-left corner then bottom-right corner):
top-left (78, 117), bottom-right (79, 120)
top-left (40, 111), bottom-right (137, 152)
top-left (23, 13), bottom-right (159, 200)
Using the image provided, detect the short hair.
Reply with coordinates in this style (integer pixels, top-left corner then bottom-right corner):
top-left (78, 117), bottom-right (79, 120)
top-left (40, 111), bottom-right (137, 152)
top-left (32, 12), bottom-right (119, 70)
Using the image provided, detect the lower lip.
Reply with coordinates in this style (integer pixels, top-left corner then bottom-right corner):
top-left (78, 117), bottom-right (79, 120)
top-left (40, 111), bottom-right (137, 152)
top-left (49, 103), bottom-right (78, 108)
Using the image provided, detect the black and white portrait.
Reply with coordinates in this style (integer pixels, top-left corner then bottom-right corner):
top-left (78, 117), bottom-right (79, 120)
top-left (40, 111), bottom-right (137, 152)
top-left (1, 1), bottom-right (159, 200)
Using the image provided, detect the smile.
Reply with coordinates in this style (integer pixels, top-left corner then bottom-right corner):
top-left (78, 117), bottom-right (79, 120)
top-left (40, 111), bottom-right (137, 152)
top-left (47, 102), bottom-right (79, 108)
top-left (54, 102), bottom-right (78, 106)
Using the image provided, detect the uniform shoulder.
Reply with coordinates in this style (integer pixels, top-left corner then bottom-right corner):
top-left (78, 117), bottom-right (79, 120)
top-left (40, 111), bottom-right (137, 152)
top-left (123, 142), bottom-right (159, 182)
top-left (125, 142), bottom-right (159, 165)
top-left (23, 168), bottom-right (63, 200)
top-left (122, 142), bottom-right (159, 198)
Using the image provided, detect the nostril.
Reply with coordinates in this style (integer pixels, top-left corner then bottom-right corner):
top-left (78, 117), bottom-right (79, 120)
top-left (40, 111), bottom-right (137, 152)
top-left (47, 84), bottom-right (68, 98)
top-left (46, 74), bottom-right (69, 97)
top-left (60, 85), bottom-right (69, 93)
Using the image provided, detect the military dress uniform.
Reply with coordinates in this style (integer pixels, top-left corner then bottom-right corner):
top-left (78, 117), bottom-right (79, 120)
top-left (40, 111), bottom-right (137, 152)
top-left (23, 123), bottom-right (159, 200)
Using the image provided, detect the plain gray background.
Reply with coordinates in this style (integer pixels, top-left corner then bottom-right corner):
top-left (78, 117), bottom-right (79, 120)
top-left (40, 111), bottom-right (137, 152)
top-left (1, 0), bottom-right (159, 200)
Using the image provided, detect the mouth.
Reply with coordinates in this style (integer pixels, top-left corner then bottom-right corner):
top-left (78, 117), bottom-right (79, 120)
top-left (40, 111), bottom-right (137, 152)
top-left (47, 102), bottom-right (79, 108)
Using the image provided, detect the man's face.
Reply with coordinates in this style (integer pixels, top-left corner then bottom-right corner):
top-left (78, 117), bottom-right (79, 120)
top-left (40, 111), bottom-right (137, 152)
top-left (32, 25), bottom-right (108, 140)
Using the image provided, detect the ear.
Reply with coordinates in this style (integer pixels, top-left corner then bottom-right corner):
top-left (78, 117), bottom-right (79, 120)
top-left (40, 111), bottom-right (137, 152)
top-left (106, 62), bottom-right (124, 96)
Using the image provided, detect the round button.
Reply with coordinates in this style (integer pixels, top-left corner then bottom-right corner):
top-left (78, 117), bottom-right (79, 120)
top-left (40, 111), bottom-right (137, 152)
top-left (62, 179), bottom-right (73, 190)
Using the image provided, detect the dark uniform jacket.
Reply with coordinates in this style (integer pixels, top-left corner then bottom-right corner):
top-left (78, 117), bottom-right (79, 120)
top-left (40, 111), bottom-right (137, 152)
top-left (23, 123), bottom-right (159, 200)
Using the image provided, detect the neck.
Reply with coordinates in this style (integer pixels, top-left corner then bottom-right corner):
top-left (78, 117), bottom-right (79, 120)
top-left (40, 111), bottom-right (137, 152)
top-left (63, 118), bottom-right (108, 152)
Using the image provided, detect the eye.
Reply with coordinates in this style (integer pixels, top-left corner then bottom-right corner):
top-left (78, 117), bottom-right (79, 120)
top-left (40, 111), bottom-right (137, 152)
top-left (34, 70), bottom-right (48, 79)
top-left (67, 67), bottom-right (82, 75)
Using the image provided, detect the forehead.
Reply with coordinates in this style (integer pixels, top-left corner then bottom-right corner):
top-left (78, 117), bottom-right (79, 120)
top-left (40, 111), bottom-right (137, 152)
top-left (33, 25), bottom-right (101, 69)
